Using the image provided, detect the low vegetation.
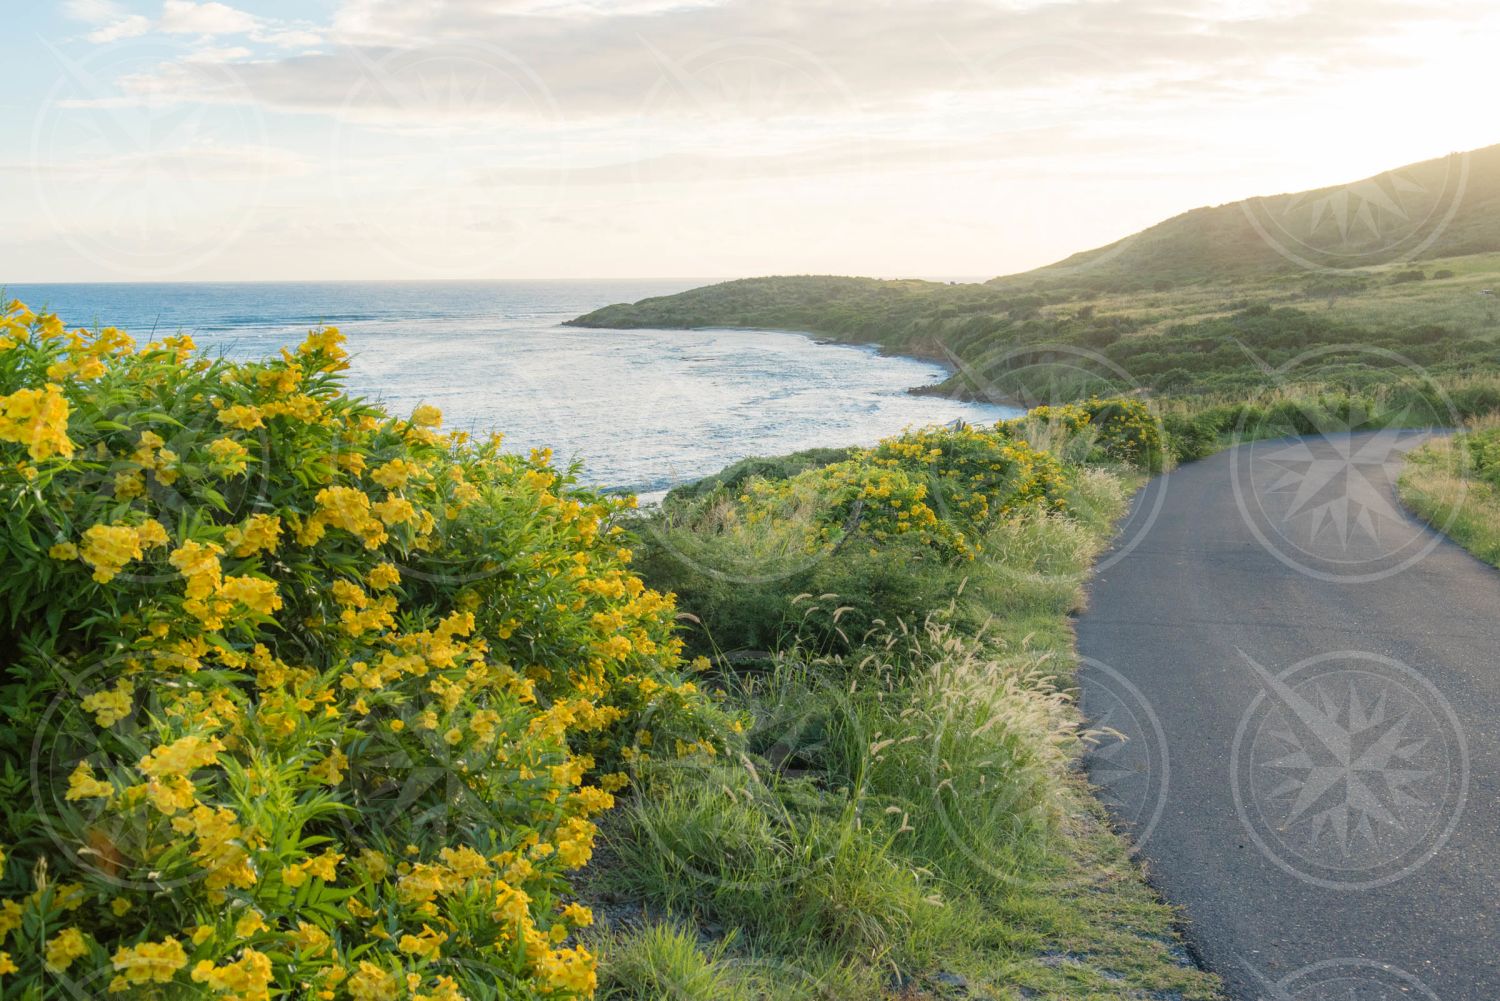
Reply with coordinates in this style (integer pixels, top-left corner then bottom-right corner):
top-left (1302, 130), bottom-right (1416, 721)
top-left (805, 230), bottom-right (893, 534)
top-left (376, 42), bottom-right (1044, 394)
top-left (0, 301), bottom-right (729, 999)
top-left (591, 403), bottom-right (1221, 999)
top-left (1400, 418), bottom-right (1500, 567)
top-left (0, 304), bottom-right (1219, 1000)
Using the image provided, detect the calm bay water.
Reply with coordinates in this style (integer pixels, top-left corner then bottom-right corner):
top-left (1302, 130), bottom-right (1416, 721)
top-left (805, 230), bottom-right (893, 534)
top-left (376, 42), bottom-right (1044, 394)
top-left (7, 280), bottom-right (1018, 494)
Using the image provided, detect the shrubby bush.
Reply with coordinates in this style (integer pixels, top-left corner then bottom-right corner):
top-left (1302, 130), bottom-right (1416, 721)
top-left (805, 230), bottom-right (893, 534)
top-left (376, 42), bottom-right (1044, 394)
top-left (660, 447), bottom-right (851, 506)
top-left (638, 399), bottom-right (1157, 656)
top-left (1161, 413), bottom-right (1219, 464)
top-left (0, 301), bottom-right (729, 1000)
top-left (999, 397), bottom-right (1165, 472)
top-left (1463, 426), bottom-right (1500, 487)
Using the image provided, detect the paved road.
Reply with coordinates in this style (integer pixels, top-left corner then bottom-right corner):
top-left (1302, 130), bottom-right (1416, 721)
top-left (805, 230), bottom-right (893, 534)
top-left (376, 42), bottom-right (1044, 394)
top-left (1076, 431), bottom-right (1500, 1001)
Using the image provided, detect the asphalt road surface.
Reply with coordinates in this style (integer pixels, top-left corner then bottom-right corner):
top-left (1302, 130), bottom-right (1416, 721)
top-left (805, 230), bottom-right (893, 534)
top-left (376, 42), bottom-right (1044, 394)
top-left (1076, 430), bottom-right (1500, 1001)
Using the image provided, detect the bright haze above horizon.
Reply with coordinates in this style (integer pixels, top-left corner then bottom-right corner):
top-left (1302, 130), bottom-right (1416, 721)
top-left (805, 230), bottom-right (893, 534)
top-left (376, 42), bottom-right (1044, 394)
top-left (4, 0), bottom-right (1499, 284)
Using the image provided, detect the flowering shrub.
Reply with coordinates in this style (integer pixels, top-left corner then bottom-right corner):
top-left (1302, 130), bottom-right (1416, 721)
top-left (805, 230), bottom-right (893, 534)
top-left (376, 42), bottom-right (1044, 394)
top-left (735, 424), bottom-right (1070, 560)
top-left (864, 425), bottom-right (1068, 556)
top-left (0, 301), bottom-right (727, 999)
top-left (1000, 397), bottom-right (1165, 472)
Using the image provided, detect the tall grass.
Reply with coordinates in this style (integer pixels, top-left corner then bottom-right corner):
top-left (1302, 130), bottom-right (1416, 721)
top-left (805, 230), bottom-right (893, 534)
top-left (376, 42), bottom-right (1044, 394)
top-left (591, 444), bottom-right (1222, 999)
top-left (1399, 417), bottom-right (1500, 567)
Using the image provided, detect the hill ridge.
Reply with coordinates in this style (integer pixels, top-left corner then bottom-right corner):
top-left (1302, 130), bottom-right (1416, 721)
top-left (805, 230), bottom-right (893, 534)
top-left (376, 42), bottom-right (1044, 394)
top-left (996, 143), bottom-right (1500, 289)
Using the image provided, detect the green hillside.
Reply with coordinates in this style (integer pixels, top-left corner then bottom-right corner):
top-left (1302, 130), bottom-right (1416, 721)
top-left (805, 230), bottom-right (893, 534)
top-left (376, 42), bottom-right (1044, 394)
top-left (569, 144), bottom-right (1500, 413)
top-left (1010, 144), bottom-right (1500, 291)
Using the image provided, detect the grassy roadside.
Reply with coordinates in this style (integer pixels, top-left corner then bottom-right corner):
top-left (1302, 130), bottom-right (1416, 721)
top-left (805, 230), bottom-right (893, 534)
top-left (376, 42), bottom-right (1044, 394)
top-left (582, 407), bottom-right (1223, 999)
top-left (1399, 419), bottom-right (1500, 567)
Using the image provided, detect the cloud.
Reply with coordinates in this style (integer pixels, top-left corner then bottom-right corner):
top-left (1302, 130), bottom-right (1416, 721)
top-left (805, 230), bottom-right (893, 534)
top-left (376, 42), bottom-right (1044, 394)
top-left (98, 0), bottom-right (1482, 130)
top-left (158, 1), bottom-right (259, 36)
top-left (480, 128), bottom-right (1143, 188)
top-left (63, 0), bottom-right (127, 22)
top-left (182, 45), bottom-right (256, 64)
top-left (66, 0), bottom-right (315, 48)
top-left (249, 27), bottom-right (326, 49)
top-left (87, 14), bottom-right (153, 43)
top-left (4, 144), bottom-right (308, 180)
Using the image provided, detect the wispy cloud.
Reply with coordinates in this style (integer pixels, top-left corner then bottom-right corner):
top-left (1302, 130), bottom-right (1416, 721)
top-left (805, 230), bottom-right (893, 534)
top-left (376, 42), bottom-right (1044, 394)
top-left (157, 1), bottom-right (257, 36)
top-left (14, 0), bottom-right (1500, 280)
top-left (84, 0), bottom-right (1476, 126)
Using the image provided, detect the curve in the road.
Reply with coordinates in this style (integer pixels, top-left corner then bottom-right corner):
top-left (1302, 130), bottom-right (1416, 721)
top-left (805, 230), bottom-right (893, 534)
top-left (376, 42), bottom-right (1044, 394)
top-left (1076, 430), bottom-right (1500, 1001)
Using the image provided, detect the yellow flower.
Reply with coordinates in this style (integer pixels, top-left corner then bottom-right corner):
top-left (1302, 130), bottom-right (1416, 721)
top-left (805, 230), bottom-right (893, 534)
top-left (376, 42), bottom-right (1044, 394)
top-left (562, 902), bottom-right (594, 927)
top-left (298, 326), bottom-right (347, 360)
top-left (535, 945), bottom-right (597, 995)
top-left (111, 936), bottom-right (188, 985)
top-left (371, 458), bottom-right (417, 489)
top-left (0, 951), bottom-right (16, 976)
top-left (366, 563), bottom-right (400, 590)
top-left (168, 540), bottom-right (224, 599)
top-left (372, 496), bottom-right (416, 526)
top-left (347, 960), bottom-right (400, 1001)
top-left (206, 437), bottom-right (249, 474)
top-left (0, 383), bottom-right (74, 461)
top-left (217, 404), bottom-right (265, 431)
top-left (0, 899), bottom-right (18, 940)
top-left (81, 678), bottom-right (134, 727)
top-left (233, 910), bottom-right (267, 938)
top-left (190, 948), bottom-right (272, 1001)
top-left (143, 773), bottom-right (197, 815)
top-left (114, 469), bottom-right (145, 500)
top-left (48, 541), bottom-right (78, 560)
top-left (139, 734), bottom-right (223, 779)
top-left (284, 849), bottom-right (342, 888)
top-left (65, 760), bottom-right (113, 800)
top-left (135, 519), bottom-right (170, 549)
top-left (397, 924), bottom-right (447, 959)
top-left (218, 576), bottom-right (283, 616)
top-left (44, 927), bottom-right (88, 972)
top-left (294, 922), bottom-right (331, 957)
top-left (224, 514), bottom-right (281, 557)
top-left (308, 747), bottom-right (347, 786)
top-left (80, 523), bottom-right (144, 583)
top-left (411, 404), bottom-right (442, 428)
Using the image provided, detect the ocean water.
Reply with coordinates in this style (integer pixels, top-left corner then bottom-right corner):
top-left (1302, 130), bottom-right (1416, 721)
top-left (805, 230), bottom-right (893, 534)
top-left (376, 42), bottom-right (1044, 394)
top-left (6, 280), bottom-right (1018, 494)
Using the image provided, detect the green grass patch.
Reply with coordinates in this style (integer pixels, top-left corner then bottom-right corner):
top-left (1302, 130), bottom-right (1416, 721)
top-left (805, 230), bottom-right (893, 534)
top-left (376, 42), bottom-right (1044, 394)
top-left (1399, 421), bottom-right (1500, 567)
top-left (585, 411), bottom-right (1222, 1000)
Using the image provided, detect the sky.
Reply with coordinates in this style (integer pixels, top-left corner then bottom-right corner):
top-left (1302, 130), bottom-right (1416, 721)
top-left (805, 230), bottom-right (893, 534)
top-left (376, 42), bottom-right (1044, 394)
top-left (3, 0), bottom-right (1498, 282)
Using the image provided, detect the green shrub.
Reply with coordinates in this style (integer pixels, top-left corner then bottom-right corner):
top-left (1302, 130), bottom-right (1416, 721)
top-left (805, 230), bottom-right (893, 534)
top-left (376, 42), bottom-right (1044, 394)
top-left (662, 447), bottom-right (852, 506)
top-left (1161, 413), bottom-right (1219, 463)
top-left (0, 301), bottom-right (729, 999)
top-left (1000, 397), bottom-right (1165, 472)
top-left (595, 923), bottom-right (747, 1001)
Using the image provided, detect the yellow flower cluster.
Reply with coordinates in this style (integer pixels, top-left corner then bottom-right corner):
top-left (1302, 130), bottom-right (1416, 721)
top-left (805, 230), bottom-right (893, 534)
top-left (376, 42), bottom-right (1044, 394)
top-left (732, 421), bottom-right (1073, 560)
top-left (0, 383), bottom-right (73, 462)
top-left (0, 303), bottom-right (731, 999)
